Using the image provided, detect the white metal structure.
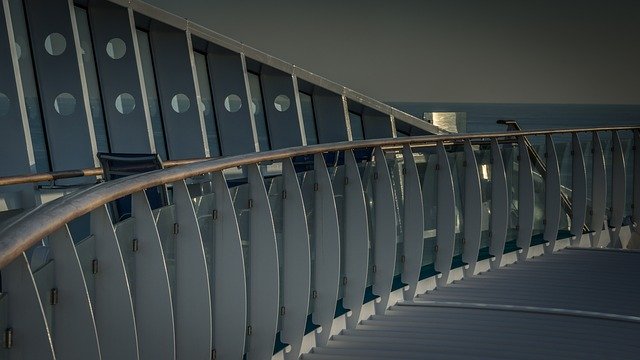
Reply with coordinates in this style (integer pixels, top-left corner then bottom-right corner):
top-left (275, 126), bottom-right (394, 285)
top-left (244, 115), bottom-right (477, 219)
top-left (0, 0), bottom-right (639, 359)
top-left (0, 126), bottom-right (638, 359)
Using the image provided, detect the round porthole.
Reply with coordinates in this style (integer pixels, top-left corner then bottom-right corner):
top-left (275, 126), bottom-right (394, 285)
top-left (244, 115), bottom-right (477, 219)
top-left (0, 93), bottom-right (10, 117)
top-left (106, 38), bottom-right (126, 60)
top-left (171, 94), bottom-right (190, 113)
top-left (274, 95), bottom-right (290, 112)
top-left (44, 33), bottom-right (66, 56)
top-left (54, 93), bottom-right (76, 116)
top-left (224, 94), bottom-right (242, 113)
top-left (115, 93), bottom-right (136, 114)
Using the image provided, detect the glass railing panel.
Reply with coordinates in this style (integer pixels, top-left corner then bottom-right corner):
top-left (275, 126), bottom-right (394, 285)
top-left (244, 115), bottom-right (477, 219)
top-left (154, 205), bottom-right (177, 300)
top-left (601, 134), bottom-right (613, 221)
top-left (230, 181), bottom-right (251, 288)
top-left (446, 146), bottom-right (465, 268)
top-left (359, 158), bottom-right (375, 292)
top-left (554, 134), bottom-right (573, 234)
top-left (621, 132), bottom-right (634, 223)
top-left (31, 259), bottom-right (54, 325)
top-left (530, 136), bottom-right (546, 241)
top-left (580, 133), bottom-right (594, 226)
top-left (222, 168), bottom-right (249, 191)
top-left (382, 149), bottom-right (405, 286)
top-left (186, 174), bottom-right (215, 199)
top-left (413, 147), bottom-right (438, 278)
top-left (74, 235), bottom-right (96, 304)
top-left (474, 144), bottom-right (492, 259)
top-left (264, 172), bottom-right (285, 333)
top-left (114, 218), bottom-right (136, 297)
top-left (502, 140), bottom-right (520, 252)
top-left (294, 164), bottom-right (315, 317)
top-left (324, 152), bottom-right (346, 304)
top-left (193, 192), bottom-right (216, 292)
top-left (339, 147), bottom-right (373, 303)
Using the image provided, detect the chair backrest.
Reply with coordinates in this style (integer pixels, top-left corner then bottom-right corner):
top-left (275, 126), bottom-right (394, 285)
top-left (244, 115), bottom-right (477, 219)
top-left (97, 153), bottom-right (168, 222)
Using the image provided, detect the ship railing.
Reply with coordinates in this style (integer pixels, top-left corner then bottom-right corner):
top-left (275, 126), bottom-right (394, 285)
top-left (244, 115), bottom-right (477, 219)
top-left (0, 126), bottom-right (638, 359)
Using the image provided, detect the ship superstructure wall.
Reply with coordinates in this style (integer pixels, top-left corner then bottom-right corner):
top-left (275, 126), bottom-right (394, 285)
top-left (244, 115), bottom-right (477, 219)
top-left (0, 0), bottom-right (440, 209)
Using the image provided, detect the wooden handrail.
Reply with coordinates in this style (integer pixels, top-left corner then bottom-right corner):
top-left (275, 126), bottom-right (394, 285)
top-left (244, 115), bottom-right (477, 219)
top-left (0, 158), bottom-right (210, 187)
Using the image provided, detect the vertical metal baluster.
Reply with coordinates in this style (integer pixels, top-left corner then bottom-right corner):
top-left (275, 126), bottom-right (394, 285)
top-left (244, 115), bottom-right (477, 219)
top-left (462, 140), bottom-right (482, 276)
top-left (280, 158), bottom-right (311, 360)
top-left (608, 131), bottom-right (626, 248)
top-left (130, 191), bottom-right (176, 360)
top-left (517, 136), bottom-right (534, 261)
top-left (435, 142), bottom-right (455, 286)
top-left (172, 180), bottom-right (212, 359)
top-left (90, 205), bottom-right (139, 359)
top-left (590, 132), bottom-right (607, 247)
top-left (342, 150), bottom-right (369, 328)
top-left (2, 254), bottom-right (55, 359)
top-left (543, 135), bottom-right (561, 254)
top-left (246, 164), bottom-right (279, 359)
top-left (371, 147), bottom-right (398, 313)
top-left (400, 145), bottom-right (424, 300)
top-left (490, 139), bottom-right (508, 268)
top-left (570, 133), bottom-right (588, 246)
top-left (632, 130), bottom-right (640, 246)
top-left (311, 153), bottom-right (340, 346)
top-left (211, 171), bottom-right (247, 358)
top-left (47, 225), bottom-right (101, 359)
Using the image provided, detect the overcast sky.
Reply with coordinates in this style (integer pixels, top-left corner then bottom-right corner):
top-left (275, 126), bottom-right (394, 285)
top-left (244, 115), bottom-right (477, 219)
top-left (146, 0), bottom-right (640, 105)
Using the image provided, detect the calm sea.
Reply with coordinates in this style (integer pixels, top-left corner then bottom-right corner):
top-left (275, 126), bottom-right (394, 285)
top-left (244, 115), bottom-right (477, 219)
top-left (389, 103), bottom-right (640, 133)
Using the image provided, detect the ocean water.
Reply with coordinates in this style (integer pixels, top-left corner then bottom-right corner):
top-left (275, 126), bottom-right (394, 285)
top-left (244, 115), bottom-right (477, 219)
top-left (389, 103), bottom-right (640, 133)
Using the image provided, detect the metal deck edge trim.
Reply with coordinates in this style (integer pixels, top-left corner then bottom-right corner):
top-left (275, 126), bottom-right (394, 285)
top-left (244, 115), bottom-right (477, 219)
top-left (400, 300), bottom-right (640, 324)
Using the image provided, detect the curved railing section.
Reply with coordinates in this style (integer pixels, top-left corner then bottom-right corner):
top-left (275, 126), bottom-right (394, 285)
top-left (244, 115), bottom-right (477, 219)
top-left (0, 126), bottom-right (638, 359)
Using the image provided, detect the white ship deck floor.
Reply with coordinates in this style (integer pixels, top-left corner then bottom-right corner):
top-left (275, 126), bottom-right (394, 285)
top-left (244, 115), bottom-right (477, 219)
top-left (304, 248), bottom-right (640, 359)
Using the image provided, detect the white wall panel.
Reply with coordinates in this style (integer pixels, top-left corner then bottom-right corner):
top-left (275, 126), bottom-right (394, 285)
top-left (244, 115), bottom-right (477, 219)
top-left (311, 153), bottom-right (340, 346)
top-left (211, 171), bottom-right (247, 358)
top-left (400, 145), bottom-right (424, 300)
top-left (90, 205), bottom-right (139, 359)
top-left (371, 147), bottom-right (397, 312)
top-left (47, 226), bottom-right (101, 359)
top-left (341, 150), bottom-right (369, 327)
top-left (280, 158), bottom-right (311, 360)
top-left (172, 180), bottom-right (212, 358)
top-left (3, 254), bottom-right (55, 359)
top-left (246, 164), bottom-right (279, 359)
top-left (130, 192), bottom-right (175, 360)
